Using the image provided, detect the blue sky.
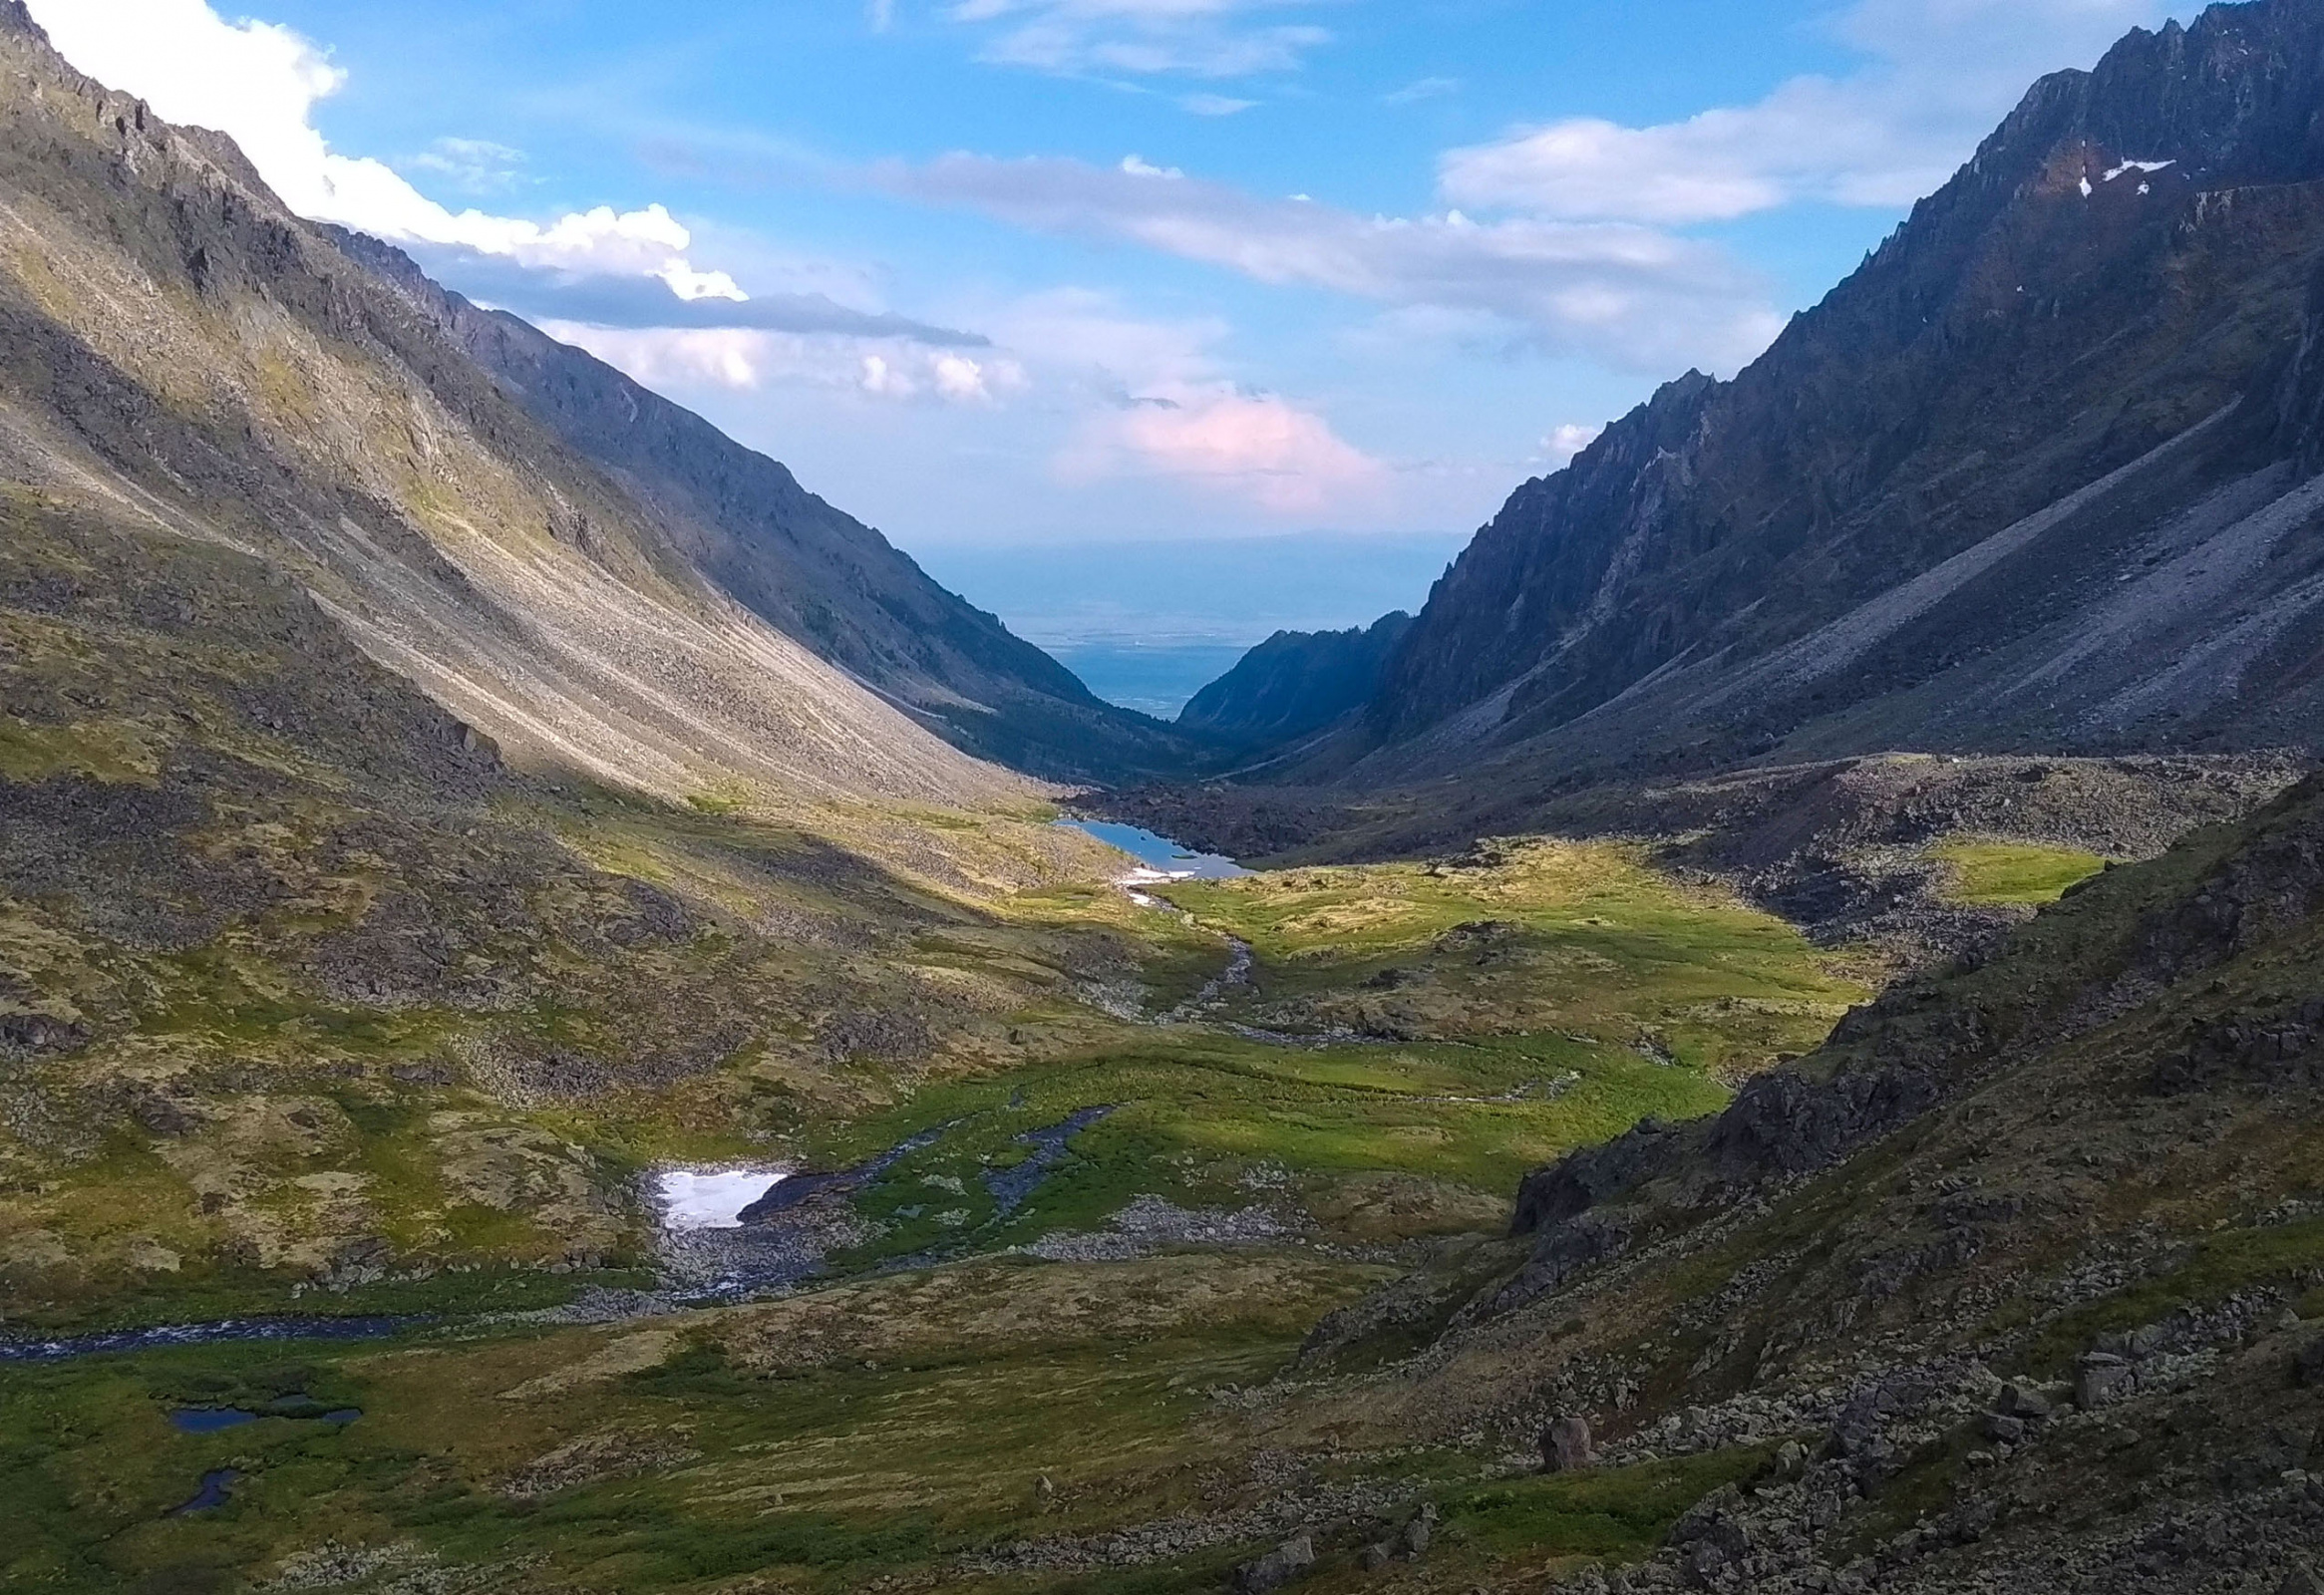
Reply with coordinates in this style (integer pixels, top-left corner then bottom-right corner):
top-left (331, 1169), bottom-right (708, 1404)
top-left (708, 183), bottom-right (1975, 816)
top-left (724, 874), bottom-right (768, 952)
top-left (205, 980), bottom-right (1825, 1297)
top-left (37, 0), bottom-right (2189, 559)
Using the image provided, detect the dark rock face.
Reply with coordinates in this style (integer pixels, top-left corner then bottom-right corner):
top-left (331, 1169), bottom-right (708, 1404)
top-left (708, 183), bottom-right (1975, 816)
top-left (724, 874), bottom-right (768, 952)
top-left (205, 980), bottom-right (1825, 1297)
top-left (1231, 1533), bottom-right (1315, 1593)
top-left (1511, 1119), bottom-right (1682, 1234)
top-left (1489, 1209), bottom-right (1629, 1314)
top-left (1177, 612), bottom-right (1413, 751)
top-left (1345, 0), bottom-right (2324, 784)
top-left (2150, 997), bottom-right (2324, 1093)
top-left (1696, 1063), bottom-right (1948, 1187)
top-left (322, 228), bottom-right (1204, 786)
top-left (1540, 1414), bottom-right (1594, 1472)
top-left (1508, 1061), bottom-right (1943, 1240)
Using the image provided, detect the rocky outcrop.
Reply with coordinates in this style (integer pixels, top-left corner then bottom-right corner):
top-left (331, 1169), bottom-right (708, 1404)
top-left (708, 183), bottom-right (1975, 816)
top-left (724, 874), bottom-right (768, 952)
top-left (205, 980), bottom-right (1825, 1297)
top-left (2149, 997), bottom-right (2324, 1093)
top-left (1539, 1414), bottom-right (1594, 1472)
top-left (1311, 777), bottom-right (2324, 1595)
top-left (1500, 773), bottom-right (2324, 1313)
top-left (1231, 1533), bottom-right (1315, 1593)
top-left (1178, 612), bottom-right (1413, 752)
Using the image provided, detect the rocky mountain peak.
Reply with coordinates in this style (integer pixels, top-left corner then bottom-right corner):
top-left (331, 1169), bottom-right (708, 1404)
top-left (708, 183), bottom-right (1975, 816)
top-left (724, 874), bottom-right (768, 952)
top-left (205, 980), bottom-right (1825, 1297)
top-left (1345, 0), bottom-right (2324, 785)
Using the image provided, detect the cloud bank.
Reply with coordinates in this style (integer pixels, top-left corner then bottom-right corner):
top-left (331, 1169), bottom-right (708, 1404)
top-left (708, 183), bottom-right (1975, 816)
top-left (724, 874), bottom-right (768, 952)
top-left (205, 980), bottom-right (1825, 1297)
top-left (873, 153), bottom-right (1786, 374)
top-left (1440, 0), bottom-right (2173, 224)
top-left (948, 0), bottom-right (1333, 79)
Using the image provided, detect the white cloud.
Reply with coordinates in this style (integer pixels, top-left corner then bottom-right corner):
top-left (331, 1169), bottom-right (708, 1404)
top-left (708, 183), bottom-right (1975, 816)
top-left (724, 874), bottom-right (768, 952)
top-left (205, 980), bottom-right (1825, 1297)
top-left (549, 285), bottom-right (1364, 518)
top-left (543, 325), bottom-right (772, 391)
top-left (405, 137), bottom-right (526, 196)
top-left (874, 154), bottom-right (1784, 374)
top-left (1383, 76), bottom-right (1460, 107)
top-left (547, 324), bottom-right (1022, 410)
top-left (1179, 92), bottom-right (1257, 116)
top-left (965, 289), bottom-right (1386, 520)
top-left (946, 0), bottom-right (1331, 79)
top-left (1065, 384), bottom-right (1388, 518)
top-left (1540, 423), bottom-right (1604, 467)
top-left (30, 0), bottom-right (742, 305)
top-left (861, 352), bottom-right (914, 397)
top-left (1439, 0), bottom-right (2174, 224)
top-left (933, 354), bottom-right (994, 402)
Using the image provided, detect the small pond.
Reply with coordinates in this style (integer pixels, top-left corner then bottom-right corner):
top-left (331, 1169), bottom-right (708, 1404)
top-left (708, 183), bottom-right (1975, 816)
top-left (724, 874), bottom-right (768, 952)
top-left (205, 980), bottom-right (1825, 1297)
top-left (652, 1167), bottom-right (791, 1231)
top-left (1058, 820), bottom-right (1248, 881)
top-left (169, 1468), bottom-right (241, 1516)
top-left (169, 1404), bottom-right (360, 1433)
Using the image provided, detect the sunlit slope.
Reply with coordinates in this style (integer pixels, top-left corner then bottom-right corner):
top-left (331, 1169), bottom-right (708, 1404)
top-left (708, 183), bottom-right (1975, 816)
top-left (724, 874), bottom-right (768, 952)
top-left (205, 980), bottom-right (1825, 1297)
top-left (0, 3), bottom-right (1025, 811)
top-left (322, 228), bottom-right (1215, 788)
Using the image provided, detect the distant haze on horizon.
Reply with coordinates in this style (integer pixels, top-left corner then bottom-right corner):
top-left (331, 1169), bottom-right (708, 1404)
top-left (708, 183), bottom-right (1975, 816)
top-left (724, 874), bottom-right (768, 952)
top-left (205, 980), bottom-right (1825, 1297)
top-left (918, 530), bottom-right (1468, 718)
top-left (31, 0), bottom-right (2199, 569)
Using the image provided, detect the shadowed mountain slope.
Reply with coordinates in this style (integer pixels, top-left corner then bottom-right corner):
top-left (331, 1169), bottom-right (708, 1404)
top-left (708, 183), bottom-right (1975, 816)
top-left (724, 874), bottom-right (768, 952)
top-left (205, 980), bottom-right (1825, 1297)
top-left (0, 2), bottom-right (1079, 810)
top-left (1176, 610), bottom-right (1412, 751)
top-left (1329, 0), bottom-right (2324, 793)
top-left (323, 228), bottom-right (1209, 786)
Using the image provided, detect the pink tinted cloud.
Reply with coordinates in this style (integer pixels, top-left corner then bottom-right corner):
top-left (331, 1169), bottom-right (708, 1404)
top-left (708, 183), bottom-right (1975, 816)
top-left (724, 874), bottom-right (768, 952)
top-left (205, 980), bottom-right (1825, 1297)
top-left (1074, 385), bottom-right (1389, 519)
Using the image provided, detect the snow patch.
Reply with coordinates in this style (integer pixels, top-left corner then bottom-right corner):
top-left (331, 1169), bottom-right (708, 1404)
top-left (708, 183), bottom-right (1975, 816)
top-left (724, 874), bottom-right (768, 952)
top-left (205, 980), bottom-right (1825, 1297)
top-left (2080, 175), bottom-right (2094, 198)
top-left (2104, 159), bottom-right (2175, 182)
top-left (654, 1168), bottom-right (787, 1230)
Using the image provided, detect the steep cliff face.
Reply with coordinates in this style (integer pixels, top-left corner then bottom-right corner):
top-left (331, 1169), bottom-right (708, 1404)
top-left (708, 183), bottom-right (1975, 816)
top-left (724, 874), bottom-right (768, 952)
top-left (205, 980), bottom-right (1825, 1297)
top-left (1176, 611), bottom-right (1412, 750)
top-left (1357, 0), bottom-right (2324, 784)
top-left (323, 230), bottom-right (1206, 785)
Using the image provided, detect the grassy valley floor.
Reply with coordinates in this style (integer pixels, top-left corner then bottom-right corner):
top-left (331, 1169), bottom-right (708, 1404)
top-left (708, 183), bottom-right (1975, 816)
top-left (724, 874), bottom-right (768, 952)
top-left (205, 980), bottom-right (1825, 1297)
top-left (2, 779), bottom-right (1872, 1592)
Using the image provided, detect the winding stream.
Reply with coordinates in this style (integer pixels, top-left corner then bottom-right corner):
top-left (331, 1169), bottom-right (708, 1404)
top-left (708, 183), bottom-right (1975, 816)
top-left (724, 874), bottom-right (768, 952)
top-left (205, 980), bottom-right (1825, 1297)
top-left (0, 1315), bottom-right (420, 1364)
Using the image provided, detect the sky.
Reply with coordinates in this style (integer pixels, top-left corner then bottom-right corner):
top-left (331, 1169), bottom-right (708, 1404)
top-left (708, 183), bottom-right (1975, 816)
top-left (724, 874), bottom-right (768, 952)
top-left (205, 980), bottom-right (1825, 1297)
top-left (30, 0), bottom-right (2191, 564)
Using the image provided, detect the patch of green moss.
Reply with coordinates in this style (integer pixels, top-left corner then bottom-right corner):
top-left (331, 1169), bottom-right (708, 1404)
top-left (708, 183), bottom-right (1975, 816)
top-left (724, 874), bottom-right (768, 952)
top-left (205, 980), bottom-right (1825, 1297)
top-left (1436, 1443), bottom-right (1778, 1560)
top-left (0, 717), bottom-right (164, 785)
top-left (1930, 835), bottom-right (2108, 906)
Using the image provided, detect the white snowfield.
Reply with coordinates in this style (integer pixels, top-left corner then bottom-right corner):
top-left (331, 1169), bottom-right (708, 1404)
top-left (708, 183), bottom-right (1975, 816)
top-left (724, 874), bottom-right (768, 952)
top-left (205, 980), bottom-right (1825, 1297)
top-left (654, 1168), bottom-right (789, 1231)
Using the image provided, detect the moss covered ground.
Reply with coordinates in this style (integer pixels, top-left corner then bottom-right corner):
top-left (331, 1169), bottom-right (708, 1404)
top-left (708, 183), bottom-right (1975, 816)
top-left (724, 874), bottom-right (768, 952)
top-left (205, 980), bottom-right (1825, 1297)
top-left (0, 804), bottom-right (1862, 1590)
top-left (1, 1278), bottom-right (1794, 1594)
top-left (1928, 834), bottom-right (2108, 905)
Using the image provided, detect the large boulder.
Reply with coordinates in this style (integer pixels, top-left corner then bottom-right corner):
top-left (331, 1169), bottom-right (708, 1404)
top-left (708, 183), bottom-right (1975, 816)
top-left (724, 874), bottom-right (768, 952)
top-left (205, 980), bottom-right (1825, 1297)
top-left (1541, 1414), bottom-right (1596, 1472)
top-left (1232, 1533), bottom-right (1315, 1593)
top-left (2076, 1352), bottom-right (2136, 1410)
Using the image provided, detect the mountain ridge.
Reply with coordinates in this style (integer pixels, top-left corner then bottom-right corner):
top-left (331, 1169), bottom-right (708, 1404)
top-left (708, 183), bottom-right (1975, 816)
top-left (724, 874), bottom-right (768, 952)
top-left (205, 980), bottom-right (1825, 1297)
top-left (322, 227), bottom-right (1208, 786)
top-left (1175, 609), bottom-right (1413, 751)
top-left (1312, 0), bottom-right (2324, 796)
top-left (0, 0), bottom-right (1044, 811)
